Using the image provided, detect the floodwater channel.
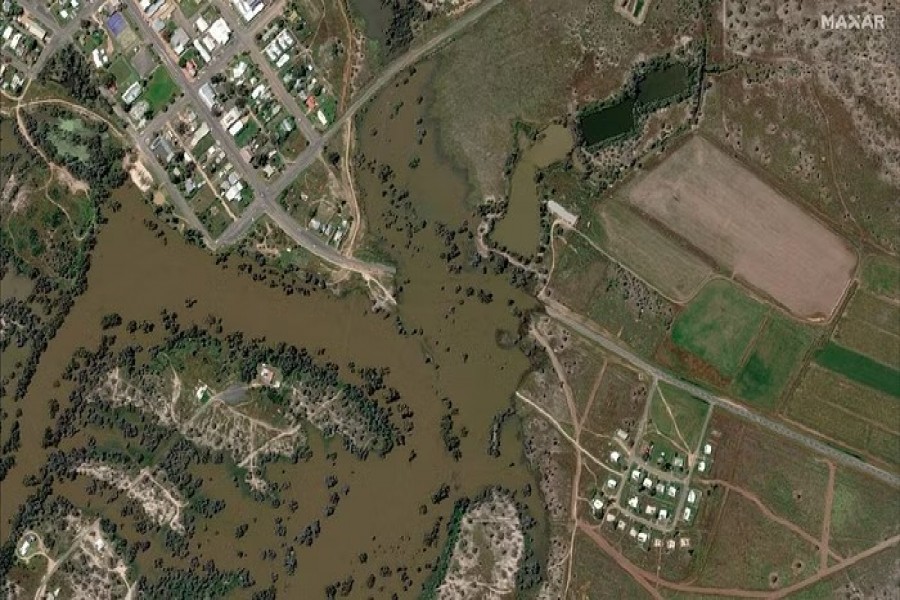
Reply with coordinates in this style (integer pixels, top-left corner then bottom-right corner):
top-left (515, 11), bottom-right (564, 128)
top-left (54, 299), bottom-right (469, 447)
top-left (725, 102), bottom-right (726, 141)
top-left (2, 60), bottom-right (548, 597)
top-left (493, 124), bottom-right (571, 258)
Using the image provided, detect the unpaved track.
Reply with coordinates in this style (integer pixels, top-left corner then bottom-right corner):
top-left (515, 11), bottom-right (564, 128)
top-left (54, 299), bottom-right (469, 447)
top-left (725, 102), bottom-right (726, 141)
top-left (542, 298), bottom-right (900, 488)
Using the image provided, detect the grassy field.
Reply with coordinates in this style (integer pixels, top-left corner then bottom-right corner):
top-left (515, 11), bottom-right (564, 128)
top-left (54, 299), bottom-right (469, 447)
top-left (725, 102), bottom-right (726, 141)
top-left (671, 279), bottom-right (768, 378)
top-left (784, 365), bottom-right (899, 466)
top-left (579, 363), bottom-right (647, 459)
top-left (592, 199), bottom-right (713, 302)
top-left (107, 56), bottom-right (138, 89)
top-left (833, 288), bottom-right (899, 368)
top-left (694, 491), bottom-right (819, 591)
top-left (199, 201), bottom-right (235, 238)
top-left (732, 314), bottom-right (816, 410)
top-left (860, 254), bottom-right (900, 298)
top-left (569, 530), bottom-right (652, 599)
top-left (144, 66), bottom-right (178, 112)
top-left (551, 232), bottom-right (674, 357)
top-left (814, 343), bottom-right (900, 398)
top-left (648, 382), bottom-right (709, 452)
top-left (829, 469), bottom-right (900, 556)
top-left (428, 0), bottom-right (698, 197)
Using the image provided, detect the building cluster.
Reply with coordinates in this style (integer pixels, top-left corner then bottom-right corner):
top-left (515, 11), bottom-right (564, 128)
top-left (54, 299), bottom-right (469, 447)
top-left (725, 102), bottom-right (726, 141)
top-left (588, 423), bottom-right (719, 554)
top-left (1, 9), bottom-right (48, 64)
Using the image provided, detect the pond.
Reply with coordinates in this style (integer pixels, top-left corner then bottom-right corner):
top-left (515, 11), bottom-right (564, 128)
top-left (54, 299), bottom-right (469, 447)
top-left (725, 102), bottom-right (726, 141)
top-left (579, 60), bottom-right (692, 147)
top-left (493, 124), bottom-right (572, 257)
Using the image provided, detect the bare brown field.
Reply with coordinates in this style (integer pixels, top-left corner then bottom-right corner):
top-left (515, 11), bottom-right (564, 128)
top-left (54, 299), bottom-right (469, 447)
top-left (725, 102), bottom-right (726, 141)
top-left (625, 137), bottom-right (857, 320)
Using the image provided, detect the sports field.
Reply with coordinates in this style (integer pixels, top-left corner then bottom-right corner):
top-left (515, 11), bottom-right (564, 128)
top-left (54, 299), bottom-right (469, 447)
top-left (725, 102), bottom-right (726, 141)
top-left (625, 137), bottom-right (856, 319)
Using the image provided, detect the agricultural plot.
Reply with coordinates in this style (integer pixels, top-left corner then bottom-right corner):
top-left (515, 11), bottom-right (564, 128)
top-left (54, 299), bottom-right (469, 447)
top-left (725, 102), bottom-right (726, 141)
top-left (814, 343), bottom-right (900, 398)
top-left (860, 254), bottom-right (900, 298)
top-left (593, 199), bottom-right (713, 302)
top-left (832, 289), bottom-right (900, 369)
top-left (625, 137), bottom-right (857, 320)
top-left (784, 365), bottom-right (899, 467)
top-left (670, 279), bottom-right (768, 378)
top-left (732, 314), bottom-right (816, 410)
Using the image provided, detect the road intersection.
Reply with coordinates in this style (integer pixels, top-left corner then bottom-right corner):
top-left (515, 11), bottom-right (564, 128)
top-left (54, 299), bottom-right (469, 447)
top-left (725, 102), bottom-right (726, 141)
top-left (10, 0), bottom-right (503, 279)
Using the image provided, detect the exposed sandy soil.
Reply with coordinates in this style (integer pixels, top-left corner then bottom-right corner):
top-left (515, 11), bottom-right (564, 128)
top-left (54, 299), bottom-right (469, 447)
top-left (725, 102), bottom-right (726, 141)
top-left (626, 137), bottom-right (856, 320)
top-left (437, 490), bottom-right (524, 600)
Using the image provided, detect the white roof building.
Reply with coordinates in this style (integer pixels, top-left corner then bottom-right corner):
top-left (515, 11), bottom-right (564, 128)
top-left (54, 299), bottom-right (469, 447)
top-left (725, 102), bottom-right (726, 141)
top-left (658, 509), bottom-right (668, 520)
top-left (590, 498), bottom-right (603, 511)
top-left (198, 82), bottom-right (216, 108)
top-left (637, 532), bottom-right (649, 544)
top-left (606, 478), bottom-right (618, 489)
top-left (627, 496), bottom-right (639, 509)
top-left (208, 18), bottom-right (231, 45)
top-left (192, 38), bottom-right (211, 62)
top-left (682, 507), bottom-right (692, 521)
top-left (703, 443), bottom-right (712, 455)
top-left (121, 81), bottom-right (142, 105)
top-left (609, 450), bottom-right (620, 463)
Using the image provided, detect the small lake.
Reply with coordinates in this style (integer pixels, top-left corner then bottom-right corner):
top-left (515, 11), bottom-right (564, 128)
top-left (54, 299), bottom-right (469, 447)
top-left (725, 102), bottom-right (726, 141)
top-left (493, 124), bottom-right (572, 257)
top-left (579, 61), bottom-right (692, 147)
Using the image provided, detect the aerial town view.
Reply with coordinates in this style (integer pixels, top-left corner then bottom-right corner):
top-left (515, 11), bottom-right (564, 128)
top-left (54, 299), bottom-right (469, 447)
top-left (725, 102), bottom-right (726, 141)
top-left (0, 0), bottom-right (898, 597)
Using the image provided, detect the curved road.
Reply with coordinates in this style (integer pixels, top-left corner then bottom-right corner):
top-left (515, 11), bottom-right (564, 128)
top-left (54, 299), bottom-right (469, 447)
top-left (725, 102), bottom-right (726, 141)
top-left (267, 0), bottom-right (504, 199)
top-left (542, 297), bottom-right (900, 488)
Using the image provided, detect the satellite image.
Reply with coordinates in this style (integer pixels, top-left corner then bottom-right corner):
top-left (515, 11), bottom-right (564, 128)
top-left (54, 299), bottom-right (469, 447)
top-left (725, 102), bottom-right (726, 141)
top-left (0, 0), bottom-right (898, 598)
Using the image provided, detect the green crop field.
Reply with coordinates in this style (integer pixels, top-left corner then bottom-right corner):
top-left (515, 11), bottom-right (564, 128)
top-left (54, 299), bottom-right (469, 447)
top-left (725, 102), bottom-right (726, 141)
top-left (671, 279), bottom-right (768, 377)
top-left (784, 365), bottom-right (898, 466)
top-left (732, 315), bottom-right (816, 409)
top-left (648, 382), bottom-right (709, 452)
top-left (860, 253), bottom-right (900, 298)
top-left (814, 342), bottom-right (900, 397)
top-left (145, 66), bottom-right (178, 111)
top-left (833, 289), bottom-right (899, 368)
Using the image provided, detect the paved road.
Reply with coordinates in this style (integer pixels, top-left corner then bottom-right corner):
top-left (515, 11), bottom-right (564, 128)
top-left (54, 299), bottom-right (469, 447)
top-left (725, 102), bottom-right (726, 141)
top-left (124, 0), bottom-right (266, 192)
top-left (212, 1), bottom-right (322, 146)
top-left (542, 297), bottom-right (900, 488)
top-left (267, 0), bottom-right (505, 199)
top-left (19, 0), bottom-right (106, 76)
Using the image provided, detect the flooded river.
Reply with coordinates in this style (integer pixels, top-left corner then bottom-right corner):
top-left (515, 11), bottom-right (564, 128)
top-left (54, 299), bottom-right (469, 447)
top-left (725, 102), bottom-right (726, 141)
top-left (2, 60), bottom-right (547, 597)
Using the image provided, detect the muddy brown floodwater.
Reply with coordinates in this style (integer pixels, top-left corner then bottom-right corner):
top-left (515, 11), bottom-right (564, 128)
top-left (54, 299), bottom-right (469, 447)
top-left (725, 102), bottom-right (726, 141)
top-left (2, 59), bottom-right (548, 596)
top-left (493, 124), bottom-right (571, 258)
